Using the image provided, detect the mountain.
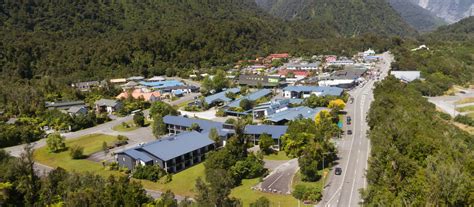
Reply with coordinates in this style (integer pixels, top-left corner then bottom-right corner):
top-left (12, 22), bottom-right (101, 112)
top-left (255, 0), bottom-right (418, 37)
top-left (425, 16), bottom-right (474, 41)
top-left (409, 0), bottom-right (473, 24)
top-left (387, 0), bottom-right (446, 32)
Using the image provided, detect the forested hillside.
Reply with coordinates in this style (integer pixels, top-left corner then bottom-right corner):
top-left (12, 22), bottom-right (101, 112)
top-left (387, 0), bottom-right (446, 32)
top-left (255, 0), bottom-right (418, 37)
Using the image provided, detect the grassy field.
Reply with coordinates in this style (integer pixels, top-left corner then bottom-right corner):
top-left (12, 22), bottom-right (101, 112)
top-left (140, 163), bottom-right (205, 197)
top-left (263, 151), bottom-right (291, 160)
top-left (456, 105), bottom-right (474, 112)
top-left (455, 97), bottom-right (474, 105)
top-left (230, 178), bottom-right (301, 207)
top-left (112, 120), bottom-right (151, 132)
top-left (34, 134), bottom-right (122, 177)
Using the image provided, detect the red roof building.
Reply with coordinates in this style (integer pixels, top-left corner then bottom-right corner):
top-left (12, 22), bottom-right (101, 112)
top-left (278, 69), bottom-right (310, 78)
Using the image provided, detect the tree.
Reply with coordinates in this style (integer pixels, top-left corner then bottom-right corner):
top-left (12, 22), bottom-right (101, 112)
top-left (258, 133), bottom-right (274, 155)
top-left (152, 115), bottom-right (167, 137)
top-left (250, 196), bottom-right (270, 207)
top-left (239, 99), bottom-right (253, 111)
top-left (213, 70), bottom-right (230, 93)
top-left (132, 165), bottom-right (167, 182)
top-left (69, 145), bottom-right (84, 159)
top-left (133, 111), bottom-right (145, 127)
top-left (189, 123), bottom-right (201, 131)
top-left (154, 190), bottom-right (177, 207)
top-left (102, 141), bottom-right (109, 155)
top-left (298, 143), bottom-right (323, 182)
top-left (209, 128), bottom-right (220, 144)
top-left (328, 99), bottom-right (346, 112)
top-left (314, 110), bottom-right (331, 125)
top-left (149, 102), bottom-right (178, 117)
top-left (230, 154), bottom-right (265, 180)
top-left (46, 133), bottom-right (66, 153)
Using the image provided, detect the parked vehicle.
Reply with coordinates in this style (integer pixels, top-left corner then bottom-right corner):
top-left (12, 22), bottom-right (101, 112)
top-left (347, 130), bottom-right (352, 135)
top-left (335, 167), bottom-right (342, 175)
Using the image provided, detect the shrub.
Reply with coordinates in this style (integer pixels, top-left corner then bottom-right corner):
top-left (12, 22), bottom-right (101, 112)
top-left (46, 133), bottom-right (66, 153)
top-left (69, 145), bottom-right (84, 159)
top-left (258, 133), bottom-right (274, 155)
top-left (250, 196), bottom-right (270, 207)
top-left (216, 109), bottom-right (226, 117)
top-left (454, 114), bottom-right (474, 126)
top-left (292, 184), bottom-right (321, 202)
top-left (132, 165), bottom-right (167, 182)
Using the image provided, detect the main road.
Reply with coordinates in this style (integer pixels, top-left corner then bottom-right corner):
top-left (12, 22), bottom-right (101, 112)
top-left (320, 52), bottom-right (393, 207)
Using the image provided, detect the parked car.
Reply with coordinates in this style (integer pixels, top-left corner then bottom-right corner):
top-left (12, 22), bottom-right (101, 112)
top-left (347, 130), bottom-right (352, 135)
top-left (335, 167), bottom-right (342, 175)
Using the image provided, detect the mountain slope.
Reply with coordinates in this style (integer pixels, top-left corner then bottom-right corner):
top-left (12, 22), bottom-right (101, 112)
top-left (387, 0), bottom-right (446, 32)
top-left (255, 0), bottom-right (418, 37)
top-left (409, 0), bottom-right (473, 24)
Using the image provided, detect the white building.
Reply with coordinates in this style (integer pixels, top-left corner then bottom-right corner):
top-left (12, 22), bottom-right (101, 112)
top-left (391, 71), bottom-right (421, 82)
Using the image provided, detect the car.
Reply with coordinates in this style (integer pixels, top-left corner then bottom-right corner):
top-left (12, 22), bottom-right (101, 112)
top-left (346, 116), bottom-right (352, 122)
top-left (347, 130), bottom-right (352, 135)
top-left (335, 167), bottom-right (342, 175)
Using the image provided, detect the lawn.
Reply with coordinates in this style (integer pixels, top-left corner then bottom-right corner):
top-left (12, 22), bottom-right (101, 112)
top-left (456, 105), bottom-right (474, 112)
top-left (230, 178), bottom-right (301, 207)
top-left (291, 169), bottom-right (330, 205)
top-left (34, 134), bottom-right (122, 177)
top-left (263, 151), bottom-right (291, 161)
top-left (139, 163), bottom-right (205, 197)
top-left (112, 120), bottom-right (151, 132)
top-left (455, 97), bottom-right (474, 104)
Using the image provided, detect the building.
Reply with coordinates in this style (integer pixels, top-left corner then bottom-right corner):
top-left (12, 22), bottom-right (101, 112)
top-left (238, 74), bottom-right (284, 88)
top-left (252, 99), bottom-right (290, 120)
top-left (268, 53), bottom-right (289, 60)
top-left (116, 131), bottom-right (215, 172)
top-left (110, 78), bottom-right (127, 84)
top-left (266, 106), bottom-right (327, 124)
top-left (278, 70), bottom-right (311, 78)
top-left (71, 81), bottom-right (101, 92)
top-left (282, 86), bottom-right (344, 98)
top-left (116, 88), bottom-right (161, 102)
top-left (95, 99), bottom-right (122, 114)
top-left (139, 80), bottom-right (184, 90)
top-left (391, 71), bottom-right (421, 82)
top-left (67, 106), bottom-right (88, 116)
top-left (325, 55), bottom-right (337, 63)
top-left (319, 68), bottom-right (367, 88)
top-left (204, 88), bottom-right (241, 106)
top-left (121, 81), bottom-right (139, 90)
top-left (163, 115), bottom-right (234, 138)
top-left (127, 76), bottom-right (145, 81)
top-left (226, 89), bottom-right (273, 108)
top-left (244, 125), bottom-right (288, 149)
top-left (286, 62), bottom-right (320, 70)
top-left (146, 76), bottom-right (166, 82)
top-left (327, 60), bottom-right (355, 66)
top-left (45, 101), bottom-right (86, 110)
top-left (363, 48), bottom-right (376, 57)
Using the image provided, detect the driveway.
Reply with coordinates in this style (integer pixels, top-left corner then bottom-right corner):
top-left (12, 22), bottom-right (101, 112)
top-left (256, 158), bottom-right (299, 195)
top-left (427, 89), bottom-right (474, 117)
top-left (179, 108), bottom-right (217, 120)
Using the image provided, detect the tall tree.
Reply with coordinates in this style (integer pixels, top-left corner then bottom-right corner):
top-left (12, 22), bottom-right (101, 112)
top-left (46, 133), bottom-right (66, 153)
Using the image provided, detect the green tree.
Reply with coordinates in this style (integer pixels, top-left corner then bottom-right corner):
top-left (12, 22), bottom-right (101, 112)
top-left (69, 145), bottom-right (84, 159)
top-left (149, 102), bottom-right (178, 117)
top-left (154, 190), bottom-right (178, 207)
top-left (258, 133), bottom-right (274, 155)
top-left (133, 111), bottom-right (145, 127)
top-left (152, 115), bottom-right (167, 137)
top-left (250, 196), bottom-right (270, 207)
top-left (102, 141), bottom-right (109, 155)
top-left (239, 99), bottom-right (253, 111)
top-left (298, 143), bottom-right (323, 181)
top-left (209, 128), bottom-right (220, 144)
top-left (46, 133), bottom-right (66, 153)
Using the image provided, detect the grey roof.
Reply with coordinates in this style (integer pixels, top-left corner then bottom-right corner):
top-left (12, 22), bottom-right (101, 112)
top-left (227, 89), bottom-right (272, 108)
top-left (122, 149), bottom-right (153, 162)
top-left (95, 99), bottom-right (120, 107)
top-left (238, 75), bottom-right (282, 87)
top-left (73, 81), bottom-right (100, 88)
top-left (163, 115), bottom-right (233, 136)
top-left (267, 106), bottom-right (327, 123)
top-left (204, 88), bottom-right (240, 105)
top-left (45, 101), bottom-right (85, 108)
top-left (67, 106), bottom-right (87, 114)
top-left (244, 125), bottom-right (288, 139)
top-left (391, 71), bottom-right (421, 82)
top-left (6, 118), bottom-right (17, 124)
top-left (141, 131), bottom-right (214, 161)
top-left (287, 62), bottom-right (320, 68)
top-left (127, 76), bottom-right (145, 81)
top-left (283, 86), bottom-right (344, 96)
top-left (328, 69), bottom-right (367, 80)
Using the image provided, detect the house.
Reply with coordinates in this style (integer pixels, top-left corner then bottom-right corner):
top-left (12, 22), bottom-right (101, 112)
top-left (116, 131), bottom-right (215, 172)
top-left (110, 78), bottom-right (127, 84)
top-left (67, 106), bottom-right (88, 116)
top-left (286, 62), bottom-right (320, 70)
top-left (278, 69), bottom-right (311, 78)
top-left (226, 89), bottom-right (273, 108)
top-left (327, 60), bottom-right (355, 66)
top-left (318, 68), bottom-right (367, 88)
top-left (146, 76), bottom-right (166, 82)
top-left (391, 71), bottom-right (421, 82)
top-left (127, 76), bottom-right (145, 81)
top-left (282, 86), bottom-right (344, 98)
top-left (252, 99), bottom-right (290, 120)
top-left (238, 74), bottom-right (284, 88)
top-left (95, 99), bottom-right (122, 114)
top-left (244, 125), bottom-right (288, 149)
top-left (363, 48), bottom-right (376, 57)
top-left (45, 101), bottom-right (86, 110)
top-left (267, 53), bottom-right (289, 60)
top-left (325, 55), bottom-right (337, 63)
top-left (266, 106), bottom-right (327, 124)
top-left (116, 88), bottom-right (161, 102)
top-left (204, 88), bottom-right (241, 106)
top-left (71, 81), bottom-right (101, 92)
top-left (139, 80), bottom-right (184, 90)
top-left (163, 115), bottom-right (235, 140)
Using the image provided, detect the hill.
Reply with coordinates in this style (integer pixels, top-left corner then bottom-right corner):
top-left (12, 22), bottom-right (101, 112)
top-left (409, 0), bottom-right (473, 24)
top-left (387, 0), bottom-right (446, 32)
top-left (255, 0), bottom-right (418, 37)
top-left (425, 16), bottom-right (474, 41)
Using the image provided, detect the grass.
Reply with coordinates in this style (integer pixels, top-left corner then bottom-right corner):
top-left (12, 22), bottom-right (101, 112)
top-left (263, 151), bottom-right (291, 161)
top-left (230, 178), bottom-right (301, 207)
top-left (139, 163), bottom-right (205, 197)
top-left (456, 105), bottom-right (474, 112)
top-left (112, 120), bottom-right (151, 132)
top-left (34, 134), bottom-right (122, 177)
top-left (455, 97), bottom-right (474, 105)
top-left (291, 169), bottom-right (330, 205)
top-left (468, 112), bottom-right (474, 119)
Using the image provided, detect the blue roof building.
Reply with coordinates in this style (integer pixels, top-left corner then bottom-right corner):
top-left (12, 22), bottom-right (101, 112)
top-left (227, 89), bottom-right (272, 108)
top-left (267, 106), bottom-right (327, 124)
top-left (282, 86), bottom-right (343, 98)
top-left (163, 115), bottom-right (234, 137)
top-left (204, 88), bottom-right (240, 106)
top-left (116, 131), bottom-right (216, 172)
top-left (245, 125), bottom-right (288, 150)
top-left (139, 80), bottom-right (184, 89)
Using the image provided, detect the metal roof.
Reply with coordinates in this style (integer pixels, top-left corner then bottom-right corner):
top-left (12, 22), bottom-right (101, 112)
top-left (95, 99), bottom-right (120, 107)
top-left (391, 71), bottom-right (421, 82)
top-left (267, 106), bottom-right (327, 123)
top-left (141, 131), bottom-right (214, 161)
top-left (283, 86), bottom-right (343, 96)
top-left (139, 80), bottom-right (184, 89)
top-left (122, 149), bottom-right (153, 162)
top-left (45, 101), bottom-right (85, 108)
top-left (244, 125), bottom-right (288, 139)
top-left (163, 115), bottom-right (234, 136)
top-left (204, 88), bottom-right (240, 105)
top-left (227, 89), bottom-right (272, 108)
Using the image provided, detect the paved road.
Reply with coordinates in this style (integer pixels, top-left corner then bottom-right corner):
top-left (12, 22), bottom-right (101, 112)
top-left (320, 52), bottom-right (393, 207)
top-left (258, 158), bottom-right (298, 195)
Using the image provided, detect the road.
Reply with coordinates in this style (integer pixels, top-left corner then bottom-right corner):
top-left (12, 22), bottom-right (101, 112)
top-left (320, 52), bottom-right (393, 207)
top-left (258, 158), bottom-right (299, 195)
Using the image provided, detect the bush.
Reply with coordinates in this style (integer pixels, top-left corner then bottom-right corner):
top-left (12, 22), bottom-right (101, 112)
top-left (292, 184), bottom-right (321, 202)
top-left (438, 111), bottom-right (452, 120)
top-left (454, 114), bottom-right (474, 126)
top-left (46, 133), bottom-right (66, 153)
top-left (258, 133), bottom-right (274, 155)
top-left (133, 112), bottom-right (145, 127)
top-left (69, 145), bottom-right (84, 159)
top-left (216, 108), bottom-right (226, 117)
top-left (132, 165), bottom-right (167, 182)
top-left (250, 196), bottom-right (270, 207)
